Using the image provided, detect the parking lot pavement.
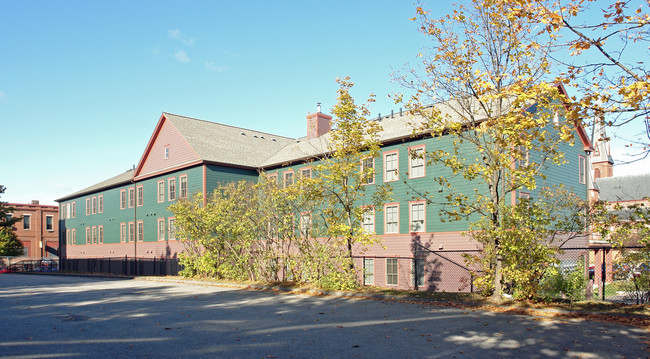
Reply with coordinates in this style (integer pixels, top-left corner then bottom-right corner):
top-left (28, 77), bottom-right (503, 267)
top-left (0, 274), bottom-right (647, 359)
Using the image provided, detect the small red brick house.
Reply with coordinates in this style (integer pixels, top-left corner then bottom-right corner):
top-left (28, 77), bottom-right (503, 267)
top-left (7, 201), bottom-right (59, 259)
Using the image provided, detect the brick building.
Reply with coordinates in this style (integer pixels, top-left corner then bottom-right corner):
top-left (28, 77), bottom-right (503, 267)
top-left (8, 201), bottom-right (59, 258)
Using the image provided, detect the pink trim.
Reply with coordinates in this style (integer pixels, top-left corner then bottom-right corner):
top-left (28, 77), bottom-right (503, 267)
top-left (135, 160), bottom-right (203, 181)
top-left (137, 220), bottom-right (144, 242)
top-left (408, 145), bottom-right (426, 179)
top-left (134, 113), bottom-right (202, 180)
top-left (408, 200), bottom-right (426, 233)
top-left (383, 150), bottom-right (399, 183)
top-left (85, 227), bottom-right (91, 245)
top-left (157, 180), bottom-right (165, 203)
top-left (98, 195), bottom-right (103, 214)
top-left (579, 155), bottom-right (586, 184)
top-left (120, 222), bottom-right (127, 243)
top-left (128, 187), bottom-right (135, 208)
top-left (283, 170), bottom-right (294, 188)
top-left (384, 202), bottom-right (400, 234)
top-left (168, 217), bottom-right (176, 240)
top-left (179, 174), bottom-right (188, 199)
top-left (386, 257), bottom-right (399, 286)
top-left (168, 177), bottom-right (177, 201)
top-left (157, 218), bottom-right (166, 241)
top-left (120, 189), bottom-right (126, 210)
top-left (361, 205), bottom-right (375, 233)
top-left (98, 225), bottom-right (104, 244)
top-left (137, 185), bottom-right (144, 207)
top-left (361, 157), bottom-right (375, 185)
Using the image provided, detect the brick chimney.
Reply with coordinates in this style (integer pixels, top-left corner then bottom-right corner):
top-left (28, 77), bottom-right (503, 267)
top-left (306, 103), bottom-right (332, 139)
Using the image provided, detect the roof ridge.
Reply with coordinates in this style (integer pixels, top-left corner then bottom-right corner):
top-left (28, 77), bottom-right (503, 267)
top-left (162, 112), bottom-right (296, 140)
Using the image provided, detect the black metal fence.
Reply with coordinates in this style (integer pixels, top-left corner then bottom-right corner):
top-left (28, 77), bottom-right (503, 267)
top-left (356, 246), bottom-right (648, 303)
top-left (60, 257), bottom-right (181, 277)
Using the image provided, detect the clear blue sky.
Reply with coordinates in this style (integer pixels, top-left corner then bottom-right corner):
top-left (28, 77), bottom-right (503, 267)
top-left (1, 1), bottom-right (647, 205)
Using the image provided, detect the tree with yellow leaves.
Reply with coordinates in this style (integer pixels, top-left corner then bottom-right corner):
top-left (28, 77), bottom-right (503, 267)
top-left (396, 1), bottom-right (585, 299)
top-left (498, 0), bottom-right (650, 160)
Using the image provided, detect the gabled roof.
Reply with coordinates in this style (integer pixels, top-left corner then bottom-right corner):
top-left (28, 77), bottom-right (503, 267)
top-left (132, 113), bottom-right (296, 179)
top-left (56, 170), bottom-right (134, 202)
top-left (596, 174), bottom-right (650, 202)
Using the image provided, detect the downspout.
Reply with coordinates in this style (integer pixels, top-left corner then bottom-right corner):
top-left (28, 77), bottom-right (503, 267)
top-left (131, 178), bottom-right (138, 275)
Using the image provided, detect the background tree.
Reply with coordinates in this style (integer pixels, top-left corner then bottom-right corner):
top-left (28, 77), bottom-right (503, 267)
top-left (0, 227), bottom-right (23, 257)
top-left (499, 0), bottom-right (650, 161)
top-left (0, 185), bottom-right (20, 228)
top-left (396, 1), bottom-right (579, 298)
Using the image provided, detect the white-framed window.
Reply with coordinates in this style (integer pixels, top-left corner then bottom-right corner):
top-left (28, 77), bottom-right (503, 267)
top-left (579, 155), bottom-right (586, 184)
top-left (120, 189), bottom-right (126, 210)
top-left (128, 187), bottom-right (135, 208)
top-left (362, 208), bottom-right (375, 234)
top-left (46, 215), bottom-right (54, 231)
top-left (409, 146), bottom-right (425, 179)
top-left (363, 258), bottom-right (374, 285)
top-left (23, 214), bottom-right (31, 230)
top-left (158, 218), bottom-right (166, 241)
top-left (412, 258), bottom-right (425, 288)
top-left (92, 226), bottom-right (97, 244)
top-left (384, 151), bottom-right (399, 182)
top-left (86, 227), bottom-right (91, 245)
top-left (410, 202), bottom-right (425, 232)
top-left (384, 204), bottom-right (399, 234)
top-left (300, 212), bottom-right (311, 238)
top-left (137, 221), bottom-right (144, 242)
top-left (361, 157), bottom-right (375, 184)
top-left (71, 202), bottom-right (76, 218)
top-left (158, 180), bottom-right (165, 203)
top-left (92, 196), bottom-right (97, 214)
top-left (129, 222), bottom-right (135, 243)
top-left (137, 185), bottom-right (143, 206)
top-left (120, 223), bottom-right (127, 243)
top-left (283, 171), bottom-right (294, 188)
top-left (66, 229), bottom-right (71, 245)
top-left (164, 146), bottom-right (169, 159)
top-left (98, 225), bottom-right (104, 244)
top-left (300, 168), bottom-right (311, 180)
top-left (386, 258), bottom-right (398, 285)
top-left (71, 229), bottom-right (76, 245)
top-left (267, 173), bottom-right (278, 185)
top-left (86, 198), bottom-right (91, 215)
top-left (517, 146), bottom-right (529, 167)
top-left (169, 218), bottom-right (176, 240)
top-left (180, 175), bottom-right (187, 199)
top-left (98, 195), bottom-right (103, 214)
top-left (168, 178), bottom-right (176, 201)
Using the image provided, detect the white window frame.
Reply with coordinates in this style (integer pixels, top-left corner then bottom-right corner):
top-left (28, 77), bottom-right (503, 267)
top-left (98, 195), bottom-right (103, 214)
top-left (137, 221), bottom-right (144, 242)
top-left (168, 178), bottom-right (176, 201)
top-left (384, 151), bottom-right (399, 182)
top-left (120, 189), bottom-right (126, 210)
top-left (158, 218), bottom-right (166, 241)
top-left (120, 223), bottom-right (127, 243)
top-left (361, 157), bottom-right (375, 185)
top-left (363, 258), bottom-right (374, 285)
top-left (384, 204), bottom-right (399, 234)
top-left (169, 218), bottom-right (176, 240)
top-left (409, 202), bottom-right (425, 233)
top-left (408, 146), bottom-right (425, 179)
top-left (386, 258), bottom-right (398, 286)
top-left (128, 187), bottom-right (135, 208)
top-left (157, 180), bottom-right (165, 203)
top-left (283, 171), bottom-right (294, 188)
top-left (362, 208), bottom-right (375, 234)
top-left (179, 175), bottom-right (188, 199)
top-left (137, 185), bottom-right (144, 207)
top-left (579, 155), bottom-right (586, 184)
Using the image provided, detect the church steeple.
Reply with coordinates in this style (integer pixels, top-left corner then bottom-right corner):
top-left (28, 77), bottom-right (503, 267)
top-left (591, 120), bottom-right (614, 179)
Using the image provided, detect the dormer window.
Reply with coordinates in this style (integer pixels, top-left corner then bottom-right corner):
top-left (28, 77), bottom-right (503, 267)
top-left (164, 146), bottom-right (170, 159)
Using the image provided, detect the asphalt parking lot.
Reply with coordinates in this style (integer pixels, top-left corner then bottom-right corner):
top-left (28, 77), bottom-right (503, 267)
top-left (0, 274), bottom-right (647, 358)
